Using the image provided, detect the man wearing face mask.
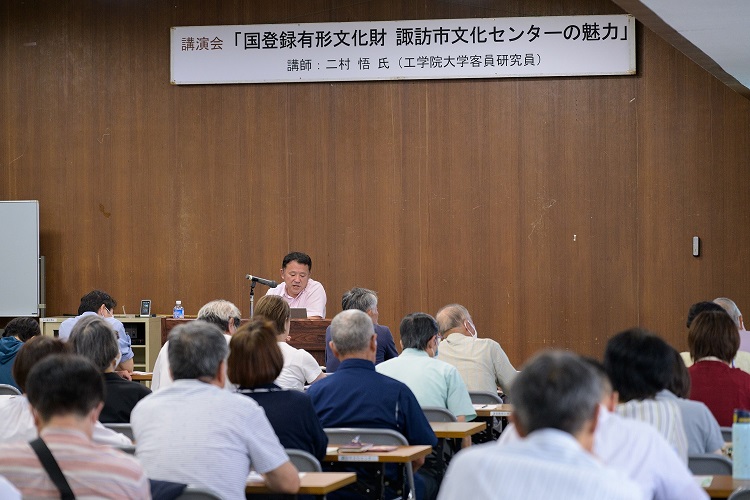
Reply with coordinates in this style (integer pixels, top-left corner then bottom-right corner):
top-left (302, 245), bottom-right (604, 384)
top-left (435, 304), bottom-right (518, 396)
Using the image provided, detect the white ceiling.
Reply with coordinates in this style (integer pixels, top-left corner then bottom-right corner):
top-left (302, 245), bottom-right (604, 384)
top-left (612, 0), bottom-right (750, 98)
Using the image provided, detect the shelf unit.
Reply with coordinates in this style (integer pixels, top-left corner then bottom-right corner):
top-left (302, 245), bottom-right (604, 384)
top-left (41, 316), bottom-right (162, 372)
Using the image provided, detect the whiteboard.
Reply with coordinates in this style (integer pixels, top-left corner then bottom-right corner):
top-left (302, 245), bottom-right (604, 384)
top-left (0, 201), bottom-right (39, 317)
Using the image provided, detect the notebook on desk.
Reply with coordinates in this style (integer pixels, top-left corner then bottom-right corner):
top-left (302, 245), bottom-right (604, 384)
top-left (290, 308), bottom-right (307, 319)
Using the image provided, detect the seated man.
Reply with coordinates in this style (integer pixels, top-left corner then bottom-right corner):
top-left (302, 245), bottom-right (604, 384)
top-left (131, 320), bottom-right (299, 500)
top-left (714, 297), bottom-right (750, 352)
top-left (58, 290), bottom-right (134, 374)
top-left (435, 303), bottom-right (517, 395)
top-left (438, 351), bottom-right (642, 500)
top-left (0, 317), bottom-right (41, 390)
top-left (151, 299), bottom-right (241, 391)
top-left (0, 354), bottom-right (150, 498)
top-left (325, 287), bottom-right (398, 372)
top-left (308, 309), bottom-right (437, 499)
top-left (266, 251), bottom-right (327, 318)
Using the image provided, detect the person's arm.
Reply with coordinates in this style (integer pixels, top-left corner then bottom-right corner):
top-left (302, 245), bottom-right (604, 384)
top-left (262, 461), bottom-right (300, 494)
top-left (491, 342), bottom-right (518, 394)
top-left (303, 281), bottom-right (327, 318)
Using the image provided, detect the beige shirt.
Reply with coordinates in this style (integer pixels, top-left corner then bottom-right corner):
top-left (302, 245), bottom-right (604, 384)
top-left (436, 332), bottom-right (518, 394)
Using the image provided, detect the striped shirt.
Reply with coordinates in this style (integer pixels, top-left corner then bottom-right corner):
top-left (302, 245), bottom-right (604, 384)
top-left (616, 398), bottom-right (689, 462)
top-left (0, 427), bottom-right (149, 499)
top-left (132, 379), bottom-right (289, 500)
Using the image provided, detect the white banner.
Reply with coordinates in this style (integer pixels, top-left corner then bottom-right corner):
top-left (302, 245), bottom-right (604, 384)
top-left (171, 15), bottom-right (635, 85)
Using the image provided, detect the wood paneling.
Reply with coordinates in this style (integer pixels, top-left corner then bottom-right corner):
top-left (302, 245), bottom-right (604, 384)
top-left (2, 0), bottom-right (749, 367)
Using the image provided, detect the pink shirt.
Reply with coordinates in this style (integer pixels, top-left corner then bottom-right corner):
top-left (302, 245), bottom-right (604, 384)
top-left (266, 278), bottom-right (327, 318)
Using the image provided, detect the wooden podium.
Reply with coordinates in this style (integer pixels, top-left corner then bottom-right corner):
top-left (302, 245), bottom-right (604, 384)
top-left (161, 318), bottom-right (330, 365)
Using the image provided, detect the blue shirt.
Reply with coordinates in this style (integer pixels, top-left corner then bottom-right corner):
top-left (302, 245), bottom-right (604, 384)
top-left (307, 358), bottom-right (436, 447)
top-left (325, 324), bottom-right (399, 373)
top-left (58, 312), bottom-right (134, 363)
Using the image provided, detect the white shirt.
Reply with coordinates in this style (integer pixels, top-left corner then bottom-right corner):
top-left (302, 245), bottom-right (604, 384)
top-left (616, 398), bottom-right (689, 463)
top-left (266, 278), bottom-right (327, 318)
top-left (436, 332), bottom-right (517, 394)
top-left (275, 342), bottom-right (322, 391)
top-left (439, 428), bottom-right (642, 500)
top-left (132, 379), bottom-right (288, 500)
top-left (499, 406), bottom-right (708, 500)
top-left (0, 476), bottom-right (20, 500)
top-left (0, 395), bottom-right (132, 447)
top-left (151, 334), bottom-right (234, 391)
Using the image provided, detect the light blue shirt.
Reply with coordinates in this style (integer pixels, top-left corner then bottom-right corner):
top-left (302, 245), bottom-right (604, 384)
top-left (58, 311), bottom-right (134, 362)
top-left (376, 348), bottom-right (476, 420)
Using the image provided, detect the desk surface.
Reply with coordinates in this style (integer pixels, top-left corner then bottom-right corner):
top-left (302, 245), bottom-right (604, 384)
top-left (701, 474), bottom-right (750, 498)
top-left (325, 445), bottom-right (433, 463)
top-left (474, 404), bottom-right (513, 418)
top-left (430, 421), bottom-right (486, 438)
top-left (130, 372), bottom-right (153, 381)
top-left (246, 472), bottom-right (356, 495)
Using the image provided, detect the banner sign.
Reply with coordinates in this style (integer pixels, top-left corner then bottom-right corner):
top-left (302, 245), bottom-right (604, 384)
top-left (171, 15), bottom-right (635, 85)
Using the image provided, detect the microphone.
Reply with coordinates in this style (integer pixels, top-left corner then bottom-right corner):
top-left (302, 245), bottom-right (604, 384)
top-left (245, 275), bottom-right (278, 288)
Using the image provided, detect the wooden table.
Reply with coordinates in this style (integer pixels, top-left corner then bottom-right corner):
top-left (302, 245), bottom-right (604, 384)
top-left (325, 445), bottom-right (432, 463)
top-left (131, 372), bottom-right (153, 381)
top-left (701, 474), bottom-right (750, 498)
top-left (474, 403), bottom-right (513, 418)
top-left (430, 421), bottom-right (486, 439)
top-left (246, 471), bottom-right (356, 496)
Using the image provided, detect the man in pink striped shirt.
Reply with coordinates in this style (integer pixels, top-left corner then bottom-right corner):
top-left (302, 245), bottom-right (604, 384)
top-left (0, 354), bottom-right (150, 499)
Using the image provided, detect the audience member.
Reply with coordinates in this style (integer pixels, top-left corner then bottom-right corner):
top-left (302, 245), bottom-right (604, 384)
top-left (0, 317), bottom-right (40, 390)
top-left (680, 301), bottom-right (750, 373)
top-left (229, 317), bottom-right (327, 460)
top-left (0, 354), bottom-right (150, 498)
top-left (69, 316), bottom-right (151, 423)
top-left (266, 251), bottom-right (327, 318)
top-left (57, 290), bottom-right (134, 374)
top-left (661, 347), bottom-right (723, 454)
top-left (325, 287), bottom-right (398, 372)
top-left (0, 336), bottom-right (131, 447)
top-left (688, 310), bottom-right (750, 426)
top-left (604, 328), bottom-right (688, 461)
top-left (498, 357), bottom-right (708, 500)
top-left (435, 303), bottom-right (517, 395)
top-left (254, 295), bottom-right (324, 390)
top-left (307, 309), bottom-right (437, 499)
top-left (132, 320), bottom-right (299, 499)
top-left (714, 297), bottom-right (750, 352)
top-left (151, 299), bottom-right (241, 391)
top-left (438, 351), bottom-right (641, 500)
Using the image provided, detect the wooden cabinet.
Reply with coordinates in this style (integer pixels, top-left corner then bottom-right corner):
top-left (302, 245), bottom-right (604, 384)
top-left (41, 316), bottom-right (162, 372)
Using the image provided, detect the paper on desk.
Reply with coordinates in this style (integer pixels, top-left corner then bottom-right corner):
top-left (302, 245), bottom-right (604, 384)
top-left (472, 404), bottom-right (493, 409)
top-left (693, 475), bottom-right (712, 487)
top-left (248, 471), bottom-right (307, 481)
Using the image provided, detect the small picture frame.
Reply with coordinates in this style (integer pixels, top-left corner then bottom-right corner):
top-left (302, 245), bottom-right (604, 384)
top-left (140, 300), bottom-right (151, 318)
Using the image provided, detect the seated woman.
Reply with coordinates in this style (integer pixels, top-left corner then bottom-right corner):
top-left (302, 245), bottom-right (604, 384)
top-left (69, 316), bottom-right (151, 423)
top-left (253, 295), bottom-right (325, 391)
top-left (688, 310), bottom-right (750, 426)
top-left (0, 336), bottom-right (131, 446)
top-left (659, 347), bottom-right (723, 454)
top-left (604, 328), bottom-right (688, 462)
top-left (0, 317), bottom-right (41, 391)
top-left (228, 317), bottom-right (328, 461)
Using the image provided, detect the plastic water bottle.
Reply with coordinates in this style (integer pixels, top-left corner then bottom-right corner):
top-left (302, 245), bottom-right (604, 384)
top-left (173, 300), bottom-right (184, 319)
top-left (733, 409), bottom-right (750, 478)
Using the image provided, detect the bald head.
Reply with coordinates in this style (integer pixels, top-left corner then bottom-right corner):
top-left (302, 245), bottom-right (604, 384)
top-left (436, 304), bottom-right (471, 336)
top-left (714, 297), bottom-right (743, 330)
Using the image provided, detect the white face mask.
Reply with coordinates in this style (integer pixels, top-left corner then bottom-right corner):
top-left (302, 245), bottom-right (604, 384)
top-left (466, 320), bottom-right (478, 339)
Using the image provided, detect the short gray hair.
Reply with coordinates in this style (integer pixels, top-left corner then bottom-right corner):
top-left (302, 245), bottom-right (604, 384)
top-left (714, 297), bottom-right (742, 329)
top-left (330, 310), bottom-right (374, 356)
top-left (197, 299), bottom-right (241, 333)
top-left (68, 316), bottom-right (120, 372)
top-left (168, 321), bottom-right (228, 380)
top-left (511, 350), bottom-right (601, 436)
top-left (436, 304), bottom-right (470, 335)
top-left (341, 287), bottom-right (378, 312)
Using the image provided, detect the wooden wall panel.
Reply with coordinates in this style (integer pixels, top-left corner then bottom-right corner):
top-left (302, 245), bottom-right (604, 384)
top-left (2, 0), bottom-right (749, 367)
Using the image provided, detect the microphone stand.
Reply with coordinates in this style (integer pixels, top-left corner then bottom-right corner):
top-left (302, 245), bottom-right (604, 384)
top-left (249, 280), bottom-right (258, 317)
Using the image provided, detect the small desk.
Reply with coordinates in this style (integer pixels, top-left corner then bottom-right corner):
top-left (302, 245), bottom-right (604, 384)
top-left (325, 445), bottom-right (432, 463)
top-left (246, 472), bottom-right (356, 496)
top-left (702, 475), bottom-right (750, 499)
top-left (474, 403), bottom-right (513, 418)
top-left (131, 372), bottom-right (153, 381)
top-left (430, 421), bottom-right (486, 439)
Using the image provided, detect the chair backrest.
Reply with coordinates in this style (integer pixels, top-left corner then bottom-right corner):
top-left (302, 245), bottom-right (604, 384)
top-left (0, 384), bottom-right (21, 396)
top-left (102, 422), bottom-right (134, 440)
top-left (721, 426), bottom-right (733, 443)
top-left (286, 448), bottom-right (322, 472)
top-left (422, 406), bottom-right (457, 422)
top-left (175, 486), bottom-right (222, 500)
top-left (729, 489), bottom-right (750, 500)
top-left (688, 453), bottom-right (733, 475)
top-left (468, 391), bottom-right (503, 405)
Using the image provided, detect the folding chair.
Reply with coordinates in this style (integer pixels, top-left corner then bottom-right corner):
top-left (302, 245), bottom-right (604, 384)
top-left (175, 486), bottom-right (222, 499)
top-left (102, 422), bottom-right (134, 440)
top-left (688, 453), bottom-right (733, 474)
top-left (722, 426), bottom-right (733, 443)
top-left (729, 489), bottom-right (750, 500)
top-left (0, 384), bottom-right (21, 396)
top-left (421, 407), bottom-right (456, 422)
top-left (286, 448), bottom-right (322, 472)
top-left (468, 391), bottom-right (503, 405)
